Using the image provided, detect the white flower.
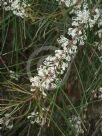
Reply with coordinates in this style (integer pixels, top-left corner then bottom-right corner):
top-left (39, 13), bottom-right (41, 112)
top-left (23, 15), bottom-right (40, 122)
top-left (57, 35), bottom-right (69, 45)
top-left (9, 70), bottom-right (19, 81)
top-left (55, 50), bottom-right (66, 59)
top-left (72, 11), bottom-right (89, 26)
top-left (72, 3), bottom-right (101, 28)
top-left (0, 113), bottom-right (13, 130)
top-left (56, 0), bottom-right (78, 7)
top-left (92, 86), bottom-right (102, 99)
top-left (68, 28), bottom-right (79, 38)
top-left (30, 76), bottom-right (41, 88)
top-left (72, 45), bottom-right (77, 53)
top-left (28, 108), bottom-right (49, 126)
top-left (69, 115), bottom-right (84, 135)
top-left (68, 45), bottom-right (77, 55)
top-left (66, 55), bottom-right (71, 61)
top-left (0, 0), bottom-right (30, 18)
top-left (38, 67), bottom-right (46, 77)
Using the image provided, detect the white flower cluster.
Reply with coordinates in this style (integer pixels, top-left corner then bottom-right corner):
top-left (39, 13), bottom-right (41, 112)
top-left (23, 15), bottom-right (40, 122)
top-left (72, 4), bottom-right (101, 28)
top-left (69, 115), bottom-right (84, 135)
top-left (0, 0), bottom-right (30, 18)
top-left (0, 113), bottom-right (13, 130)
top-left (69, 4), bottom-right (101, 46)
top-left (30, 36), bottom-right (77, 92)
top-left (92, 87), bottom-right (102, 99)
top-left (68, 27), bottom-right (87, 46)
top-left (28, 1), bottom-right (101, 94)
top-left (9, 70), bottom-right (19, 81)
top-left (57, 0), bottom-right (101, 46)
top-left (56, 0), bottom-right (78, 7)
top-left (27, 107), bottom-right (49, 126)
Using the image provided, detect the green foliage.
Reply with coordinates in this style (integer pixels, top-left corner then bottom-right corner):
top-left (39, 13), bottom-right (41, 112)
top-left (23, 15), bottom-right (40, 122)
top-left (0, 0), bottom-right (102, 136)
